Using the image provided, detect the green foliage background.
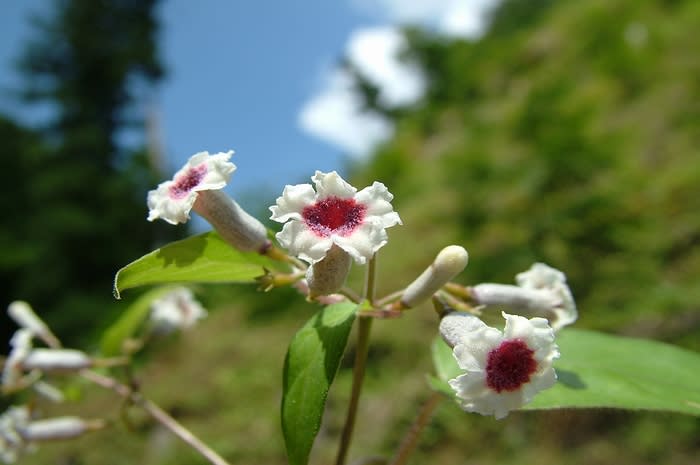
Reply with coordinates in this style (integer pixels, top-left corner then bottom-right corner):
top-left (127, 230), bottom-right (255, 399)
top-left (5, 0), bottom-right (700, 464)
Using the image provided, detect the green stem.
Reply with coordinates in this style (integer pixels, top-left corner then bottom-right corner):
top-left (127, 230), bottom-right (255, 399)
top-left (388, 392), bottom-right (443, 465)
top-left (365, 254), bottom-right (378, 304)
top-left (334, 316), bottom-right (373, 465)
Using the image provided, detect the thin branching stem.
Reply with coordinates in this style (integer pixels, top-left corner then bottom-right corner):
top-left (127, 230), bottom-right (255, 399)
top-left (388, 392), bottom-right (443, 465)
top-left (80, 370), bottom-right (232, 465)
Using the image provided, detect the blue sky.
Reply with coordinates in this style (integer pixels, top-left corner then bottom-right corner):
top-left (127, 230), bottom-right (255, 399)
top-left (0, 1), bottom-right (495, 208)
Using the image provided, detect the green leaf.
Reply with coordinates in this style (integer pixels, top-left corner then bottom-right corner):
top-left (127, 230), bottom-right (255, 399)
top-left (101, 286), bottom-right (175, 356)
top-left (431, 328), bottom-right (700, 416)
top-left (114, 231), bottom-right (284, 298)
top-left (281, 302), bottom-right (357, 465)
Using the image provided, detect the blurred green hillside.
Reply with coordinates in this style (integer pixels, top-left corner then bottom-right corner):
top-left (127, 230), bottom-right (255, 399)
top-left (352, 0), bottom-right (700, 349)
top-left (21, 0), bottom-right (700, 464)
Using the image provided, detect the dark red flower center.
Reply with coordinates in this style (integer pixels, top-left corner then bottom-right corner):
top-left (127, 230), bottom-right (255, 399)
top-left (485, 339), bottom-right (537, 393)
top-left (169, 163), bottom-right (208, 199)
top-left (302, 196), bottom-right (367, 237)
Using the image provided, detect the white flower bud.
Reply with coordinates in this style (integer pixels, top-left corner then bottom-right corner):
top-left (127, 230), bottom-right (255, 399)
top-left (470, 284), bottom-right (561, 312)
top-left (2, 330), bottom-right (33, 389)
top-left (19, 417), bottom-right (104, 441)
top-left (401, 245), bottom-right (469, 308)
top-left (32, 381), bottom-right (65, 403)
top-left (21, 349), bottom-right (92, 372)
top-left (193, 189), bottom-right (270, 253)
top-left (7, 301), bottom-right (60, 348)
top-left (306, 245), bottom-right (352, 297)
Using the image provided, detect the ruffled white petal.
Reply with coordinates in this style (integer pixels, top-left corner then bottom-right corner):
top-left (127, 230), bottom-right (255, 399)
top-left (513, 263), bottom-right (577, 330)
top-left (312, 171), bottom-right (357, 199)
top-left (147, 182), bottom-right (198, 224)
top-left (355, 182), bottom-right (403, 228)
top-left (269, 184), bottom-right (317, 222)
top-left (184, 150), bottom-right (236, 191)
top-left (332, 220), bottom-right (387, 264)
top-left (516, 262), bottom-right (566, 289)
top-left (277, 220), bottom-right (334, 264)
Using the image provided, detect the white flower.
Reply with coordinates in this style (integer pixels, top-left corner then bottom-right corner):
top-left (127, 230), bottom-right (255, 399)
top-left (147, 151), bottom-right (235, 225)
top-left (149, 288), bottom-right (207, 334)
top-left (147, 150), bottom-right (270, 252)
top-left (516, 263), bottom-right (577, 330)
top-left (439, 312), bottom-right (559, 419)
top-left (269, 171), bottom-right (402, 264)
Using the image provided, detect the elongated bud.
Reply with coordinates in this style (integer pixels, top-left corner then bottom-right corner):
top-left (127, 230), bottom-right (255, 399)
top-left (7, 301), bottom-right (61, 348)
top-left (306, 245), bottom-right (352, 298)
top-left (193, 189), bottom-right (270, 253)
top-left (19, 417), bottom-right (105, 441)
top-left (469, 284), bottom-right (561, 312)
top-left (21, 349), bottom-right (92, 372)
top-left (32, 381), bottom-right (65, 403)
top-left (400, 246), bottom-right (469, 308)
top-left (439, 311), bottom-right (486, 348)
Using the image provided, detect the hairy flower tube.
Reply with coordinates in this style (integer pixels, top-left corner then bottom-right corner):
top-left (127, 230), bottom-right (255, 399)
top-left (305, 244), bottom-right (353, 297)
top-left (269, 171), bottom-right (402, 265)
top-left (149, 287), bottom-right (207, 334)
top-left (439, 311), bottom-right (559, 419)
top-left (147, 151), bottom-right (270, 252)
top-left (400, 245), bottom-right (469, 308)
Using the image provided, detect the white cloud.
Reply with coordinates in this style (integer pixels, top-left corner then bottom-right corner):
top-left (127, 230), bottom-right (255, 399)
top-left (298, 1), bottom-right (501, 158)
top-left (353, 0), bottom-right (498, 38)
top-left (298, 69), bottom-right (393, 157)
top-left (346, 26), bottom-right (425, 107)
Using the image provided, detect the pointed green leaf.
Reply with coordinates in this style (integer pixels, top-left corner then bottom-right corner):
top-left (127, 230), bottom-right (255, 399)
top-left (282, 302), bottom-right (357, 465)
top-left (431, 328), bottom-right (700, 416)
top-left (114, 231), bottom-right (283, 298)
top-left (101, 286), bottom-right (175, 356)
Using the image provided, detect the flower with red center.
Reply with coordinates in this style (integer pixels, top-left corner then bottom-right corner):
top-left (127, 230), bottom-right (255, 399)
top-left (147, 150), bottom-right (270, 252)
top-left (439, 311), bottom-right (559, 419)
top-left (269, 171), bottom-right (401, 264)
top-left (147, 151), bottom-right (235, 225)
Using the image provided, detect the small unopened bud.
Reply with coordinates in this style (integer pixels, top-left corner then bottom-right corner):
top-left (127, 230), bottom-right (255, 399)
top-left (470, 284), bottom-right (561, 312)
top-left (439, 311), bottom-right (486, 348)
top-left (400, 246), bottom-right (469, 308)
top-left (193, 189), bottom-right (270, 253)
top-left (21, 349), bottom-right (92, 372)
top-left (7, 301), bottom-right (61, 348)
top-left (19, 417), bottom-right (105, 441)
top-left (306, 245), bottom-right (352, 298)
